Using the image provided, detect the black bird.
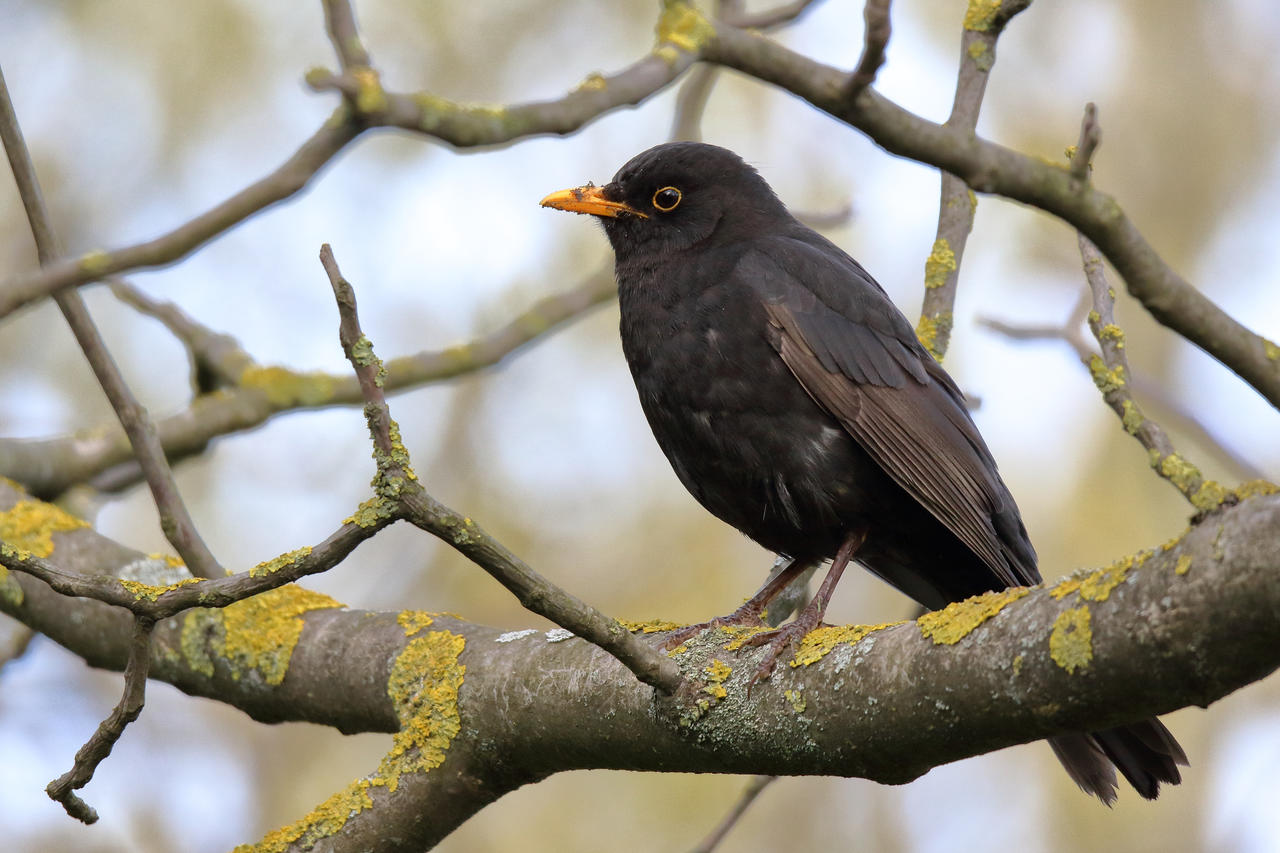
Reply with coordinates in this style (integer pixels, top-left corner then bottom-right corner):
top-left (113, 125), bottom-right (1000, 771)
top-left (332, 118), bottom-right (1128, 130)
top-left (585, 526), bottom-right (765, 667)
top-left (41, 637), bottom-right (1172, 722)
top-left (541, 141), bottom-right (1186, 803)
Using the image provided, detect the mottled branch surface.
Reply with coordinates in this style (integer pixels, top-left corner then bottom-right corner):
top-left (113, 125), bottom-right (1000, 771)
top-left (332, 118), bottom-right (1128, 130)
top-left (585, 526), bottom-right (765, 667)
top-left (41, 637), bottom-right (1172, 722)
top-left (3, 477), bottom-right (1277, 850)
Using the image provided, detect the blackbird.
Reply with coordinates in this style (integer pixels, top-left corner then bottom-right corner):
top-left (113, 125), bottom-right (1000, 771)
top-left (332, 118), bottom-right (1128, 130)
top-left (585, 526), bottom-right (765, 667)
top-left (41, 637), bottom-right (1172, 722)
top-left (541, 141), bottom-right (1186, 803)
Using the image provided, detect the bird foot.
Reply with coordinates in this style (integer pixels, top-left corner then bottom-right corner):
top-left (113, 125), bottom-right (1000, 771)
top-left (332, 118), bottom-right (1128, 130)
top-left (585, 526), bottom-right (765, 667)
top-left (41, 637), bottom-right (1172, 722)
top-left (739, 611), bottom-right (827, 687)
top-left (656, 602), bottom-right (771, 651)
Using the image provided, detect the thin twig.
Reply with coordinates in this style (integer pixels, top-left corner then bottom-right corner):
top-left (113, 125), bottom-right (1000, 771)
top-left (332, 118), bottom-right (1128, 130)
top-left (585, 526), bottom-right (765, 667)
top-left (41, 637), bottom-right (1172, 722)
top-left (670, 65), bottom-right (720, 142)
top-left (689, 775), bottom-right (777, 853)
top-left (45, 615), bottom-right (155, 823)
top-left (844, 0), bottom-right (892, 99)
top-left (915, 0), bottom-right (1032, 363)
top-left (721, 0), bottom-right (826, 30)
top-left (315, 247), bottom-right (683, 695)
top-left (0, 63), bottom-right (223, 579)
top-left (1069, 102), bottom-right (1100, 183)
top-left (322, 0), bottom-right (371, 70)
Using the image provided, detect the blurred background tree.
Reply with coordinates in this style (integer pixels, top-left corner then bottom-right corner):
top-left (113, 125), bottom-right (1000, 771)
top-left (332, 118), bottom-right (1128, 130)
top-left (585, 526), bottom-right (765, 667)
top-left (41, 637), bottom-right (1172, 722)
top-left (1, 1), bottom-right (1278, 851)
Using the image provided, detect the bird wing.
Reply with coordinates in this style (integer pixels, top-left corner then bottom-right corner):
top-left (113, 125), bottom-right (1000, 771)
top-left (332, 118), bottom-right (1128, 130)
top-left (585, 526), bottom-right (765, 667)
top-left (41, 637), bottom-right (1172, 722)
top-left (739, 235), bottom-right (1038, 588)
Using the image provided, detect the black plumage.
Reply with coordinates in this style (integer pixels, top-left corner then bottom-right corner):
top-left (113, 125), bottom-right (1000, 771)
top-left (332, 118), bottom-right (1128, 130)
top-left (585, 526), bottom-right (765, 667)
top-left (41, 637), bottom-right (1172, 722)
top-left (541, 141), bottom-right (1185, 803)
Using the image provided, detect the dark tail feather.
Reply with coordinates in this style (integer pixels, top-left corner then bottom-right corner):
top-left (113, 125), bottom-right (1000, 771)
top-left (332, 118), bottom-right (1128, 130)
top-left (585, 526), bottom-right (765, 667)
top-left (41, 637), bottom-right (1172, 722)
top-left (1048, 718), bottom-right (1188, 805)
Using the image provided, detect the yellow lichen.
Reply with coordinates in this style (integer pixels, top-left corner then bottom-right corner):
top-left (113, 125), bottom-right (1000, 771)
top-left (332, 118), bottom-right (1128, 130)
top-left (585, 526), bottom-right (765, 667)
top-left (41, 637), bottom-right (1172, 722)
top-left (1051, 552), bottom-right (1145, 602)
top-left (241, 630), bottom-right (465, 853)
top-left (918, 588), bottom-right (1030, 645)
top-left (1233, 479), bottom-right (1279, 500)
top-left (397, 610), bottom-right (435, 636)
top-left (720, 624), bottom-right (771, 651)
top-left (1263, 338), bottom-right (1280, 362)
top-left (703, 658), bottom-right (731, 699)
top-left (0, 499), bottom-right (89, 558)
top-left (915, 311), bottom-right (953, 363)
top-left (186, 586), bottom-right (345, 686)
top-left (1011, 653), bottom-right (1024, 677)
top-left (1049, 606), bottom-right (1092, 674)
top-left (784, 689), bottom-right (807, 714)
top-left (351, 66), bottom-right (388, 114)
top-left (382, 630), bottom-right (466, 791)
top-left (966, 40), bottom-right (992, 71)
top-left (1097, 323), bottom-right (1125, 348)
top-left (120, 576), bottom-right (203, 602)
top-left (249, 546), bottom-right (313, 578)
top-left (79, 249), bottom-right (112, 276)
top-left (240, 366), bottom-right (336, 407)
top-left (573, 72), bottom-right (607, 93)
top-left (923, 238), bottom-right (957, 290)
top-left (1174, 555), bottom-right (1193, 576)
top-left (1087, 354), bottom-right (1126, 393)
top-left (0, 559), bottom-right (23, 608)
top-left (1120, 399), bottom-right (1144, 435)
top-left (619, 618), bottom-right (684, 634)
top-left (656, 1), bottom-right (715, 53)
top-left (790, 622), bottom-right (903, 667)
top-left (963, 0), bottom-right (1003, 32)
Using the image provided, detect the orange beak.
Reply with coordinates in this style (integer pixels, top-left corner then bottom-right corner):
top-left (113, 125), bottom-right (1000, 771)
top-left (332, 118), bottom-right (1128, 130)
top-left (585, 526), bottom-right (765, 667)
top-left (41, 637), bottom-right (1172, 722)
top-left (540, 185), bottom-right (648, 219)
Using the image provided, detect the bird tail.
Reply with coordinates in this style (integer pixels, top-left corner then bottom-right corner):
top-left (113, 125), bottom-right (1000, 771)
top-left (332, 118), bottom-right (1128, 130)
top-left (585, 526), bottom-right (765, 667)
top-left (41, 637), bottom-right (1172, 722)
top-left (1048, 718), bottom-right (1188, 805)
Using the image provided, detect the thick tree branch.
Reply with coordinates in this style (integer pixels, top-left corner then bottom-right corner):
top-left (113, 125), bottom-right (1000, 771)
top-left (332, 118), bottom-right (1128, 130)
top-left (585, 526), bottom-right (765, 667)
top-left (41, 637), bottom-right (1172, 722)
top-left (4, 474), bottom-right (1278, 849)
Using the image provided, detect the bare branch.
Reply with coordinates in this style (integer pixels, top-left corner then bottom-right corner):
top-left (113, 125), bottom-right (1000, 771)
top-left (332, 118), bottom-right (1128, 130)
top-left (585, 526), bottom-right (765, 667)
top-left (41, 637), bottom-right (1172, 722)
top-left (322, 0), bottom-right (371, 71)
top-left (0, 268), bottom-right (616, 497)
top-left (0, 63), bottom-right (224, 579)
top-left (45, 615), bottom-right (155, 823)
top-left (1069, 101), bottom-right (1100, 183)
top-left (690, 775), bottom-right (777, 853)
top-left (721, 0), bottom-right (826, 30)
top-left (844, 0), bottom-right (892, 100)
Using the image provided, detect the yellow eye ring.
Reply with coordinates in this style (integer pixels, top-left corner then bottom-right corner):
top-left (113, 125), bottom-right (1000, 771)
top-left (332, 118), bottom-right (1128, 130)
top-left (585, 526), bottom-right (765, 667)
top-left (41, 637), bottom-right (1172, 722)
top-left (652, 186), bottom-right (682, 211)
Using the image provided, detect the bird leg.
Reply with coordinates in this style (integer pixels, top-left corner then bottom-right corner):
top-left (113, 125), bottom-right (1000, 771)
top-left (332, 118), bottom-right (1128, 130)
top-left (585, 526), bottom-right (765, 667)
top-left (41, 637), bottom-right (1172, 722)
top-left (657, 556), bottom-right (815, 650)
top-left (741, 527), bottom-right (869, 683)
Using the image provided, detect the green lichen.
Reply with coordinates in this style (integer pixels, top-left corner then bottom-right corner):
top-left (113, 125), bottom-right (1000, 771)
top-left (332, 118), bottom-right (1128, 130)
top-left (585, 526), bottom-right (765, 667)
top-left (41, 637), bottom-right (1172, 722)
top-left (964, 0), bottom-right (1003, 32)
top-left (349, 335), bottom-right (387, 387)
top-left (1174, 555), bottom-right (1193, 576)
top-left (656, 1), bottom-right (715, 53)
top-left (182, 586), bottom-right (344, 686)
top-left (790, 622), bottom-right (903, 667)
top-left (345, 495), bottom-right (396, 529)
top-left (1011, 653), bottom-right (1024, 677)
top-left (915, 311), bottom-right (953, 363)
top-left (120, 576), bottom-right (203, 602)
top-left (966, 40), bottom-right (992, 71)
top-left (923, 238), bottom-right (957, 290)
top-left (1087, 354), bottom-right (1126, 393)
top-left (0, 499), bottom-right (89, 558)
top-left (1049, 606), bottom-right (1092, 674)
top-left (249, 546), bottom-right (313, 578)
top-left (0, 558), bottom-right (24, 608)
top-left (241, 630), bottom-right (465, 853)
top-left (79, 249), bottom-right (112, 277)
top-left (1120, 399), bottom-right (1144, 435)
top-left (784, 688), bottom-right (807, 713)
top-left (240, 366), bottom-right (336, 408)
top-left (1151, 452), bottom-right (1228, 510)
top-left (918, 588), bottom-right (1029, 645)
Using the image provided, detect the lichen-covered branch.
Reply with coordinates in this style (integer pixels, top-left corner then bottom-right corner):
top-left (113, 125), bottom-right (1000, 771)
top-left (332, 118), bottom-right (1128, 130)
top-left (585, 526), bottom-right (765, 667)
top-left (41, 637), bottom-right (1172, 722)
top-left (916, 0), bottom-right (1031, 362)
top-left (701, 16), bottom-right (1280, 409)
top-left (4, 471), bottom-right (1278, 850)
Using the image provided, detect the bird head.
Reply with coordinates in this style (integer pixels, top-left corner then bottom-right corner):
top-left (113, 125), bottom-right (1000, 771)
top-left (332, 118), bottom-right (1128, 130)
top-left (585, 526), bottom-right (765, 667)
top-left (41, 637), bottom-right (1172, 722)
top-left (540, 142), bottom-right (788, 257)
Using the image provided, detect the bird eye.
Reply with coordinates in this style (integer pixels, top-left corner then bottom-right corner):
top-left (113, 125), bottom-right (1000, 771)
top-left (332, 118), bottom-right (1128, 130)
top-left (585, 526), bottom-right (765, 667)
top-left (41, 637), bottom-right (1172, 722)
top-left (652, 186), bottom-right (682, 211)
